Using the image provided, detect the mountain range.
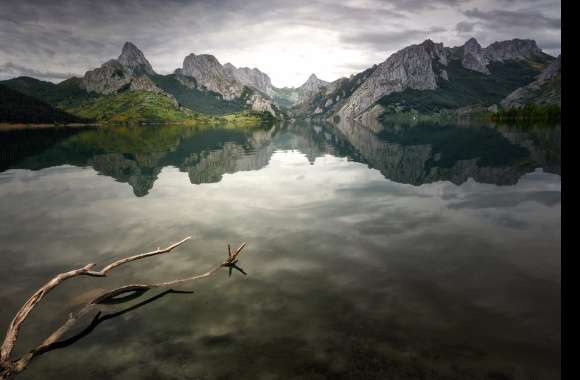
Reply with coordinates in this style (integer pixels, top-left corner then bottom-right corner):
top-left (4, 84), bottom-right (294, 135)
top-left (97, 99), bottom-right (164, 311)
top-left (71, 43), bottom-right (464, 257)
top-left (0, 37), bottom-right (561, 124)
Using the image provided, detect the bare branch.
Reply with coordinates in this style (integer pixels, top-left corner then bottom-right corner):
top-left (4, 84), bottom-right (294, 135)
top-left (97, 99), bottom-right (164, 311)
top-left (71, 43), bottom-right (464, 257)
top-left (0, 236), bottom-right (191, 369)
top-left (0, 238), bottom-right (248, 380)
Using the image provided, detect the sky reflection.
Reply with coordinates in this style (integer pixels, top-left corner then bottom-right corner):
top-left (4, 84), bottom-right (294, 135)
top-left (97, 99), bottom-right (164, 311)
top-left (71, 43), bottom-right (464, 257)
top-left (0, 122), bottom-right (560, 380)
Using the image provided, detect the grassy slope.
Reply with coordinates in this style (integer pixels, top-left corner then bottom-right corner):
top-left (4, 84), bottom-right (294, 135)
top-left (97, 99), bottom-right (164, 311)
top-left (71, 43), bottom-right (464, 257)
top-left (150, 74), bottom-right (246, 115)
top-left (66, 90), bottom-right (203, 123)
top-left (0, 84), bottom-right (89, 123)
top-left (1, 75), bottom-right (272, 124)
top-left (0, 76), bottom-right (98, 108)
top-left (66, 90), bottom-right (271, 125)
top-left (492, 103), bottom-right (561, 124)
top-left (377, 58), bottom-right (550, 114)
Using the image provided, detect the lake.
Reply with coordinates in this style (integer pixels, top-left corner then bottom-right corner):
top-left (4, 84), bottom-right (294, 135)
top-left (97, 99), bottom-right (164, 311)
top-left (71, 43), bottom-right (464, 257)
top-left (0, 120), bottom-right (561, 380)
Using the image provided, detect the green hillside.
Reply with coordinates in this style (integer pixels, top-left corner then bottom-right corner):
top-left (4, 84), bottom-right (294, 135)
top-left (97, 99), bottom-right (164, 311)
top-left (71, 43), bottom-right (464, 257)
top-left (150, 74), bottom-right (246, 115)
top-left (0, 84), bottom-right (90, 124)
top-left (377, 59), bottom-right (550, 115)
top-left (66, 90), bottom-right (205, 123)
top-left (0, 76), bottom-right (98, 108)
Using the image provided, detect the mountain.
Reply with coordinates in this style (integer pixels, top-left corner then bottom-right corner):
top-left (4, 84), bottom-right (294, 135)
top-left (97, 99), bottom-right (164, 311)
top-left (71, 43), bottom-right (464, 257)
top-left (293, 66), bottom-right (377, 116)
top-left (178, 53), bottom-right (243, 100)
top-left (0, 76), bottom-right (98, 108)
top-left (296, 74), bottom-right (329, 104)
top-left (117, 42), bottom-right (156, 76)
top-left (0, 84), bottom-right (89, 124)
top-left (223, 63), bottom-right (275, 96)
top-left (0, 37), bottom-right (559, 124)
top-left (268, 73), bottom-right (331, 108)
top-left (149, 73), bottom-right (247, 115)
top-left (174, 52), bottom-right (284, 118)
top-left (501, 54), bottom-right (561, 109)
top-left (295, 38), bottom-right (555, 121)
top-left (0, 42), bottom-right (285, 122)
top-left (79, 42), bottom-right (283, 119)
top-left (81, 43), bottom-right (163, 95)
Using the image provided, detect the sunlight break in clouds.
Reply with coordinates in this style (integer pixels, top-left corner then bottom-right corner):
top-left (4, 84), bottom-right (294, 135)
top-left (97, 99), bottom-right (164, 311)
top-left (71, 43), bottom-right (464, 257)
top-left (0, 0), bottom-right (561, 87)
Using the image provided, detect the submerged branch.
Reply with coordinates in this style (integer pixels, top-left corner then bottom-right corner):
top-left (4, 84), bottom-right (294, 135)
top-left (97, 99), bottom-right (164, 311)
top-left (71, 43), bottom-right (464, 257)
top-left (0, 238), bottom-right (248, 380)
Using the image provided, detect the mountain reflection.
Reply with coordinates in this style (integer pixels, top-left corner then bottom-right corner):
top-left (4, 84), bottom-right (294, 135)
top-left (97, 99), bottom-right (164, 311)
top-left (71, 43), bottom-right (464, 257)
top-left (0, 120), bottom-right (560, 196)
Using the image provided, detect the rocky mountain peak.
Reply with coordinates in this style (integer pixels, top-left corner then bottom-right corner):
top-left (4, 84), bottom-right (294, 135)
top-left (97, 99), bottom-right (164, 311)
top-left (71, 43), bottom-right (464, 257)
top-left (464, 37), bottom-right (482, 50)
top-left (485, 38), bottom-right (543, 61)
top-left (223, 62), bottom-right (274, 96)
top-left (300, 73), bottom-right (328, 90)
top-left (462, 37), bottom-right (490, 74)
top-left (420, 39), bottom-right (448, 65)
top-left (223, 62), bottom-right (236, 70)
top-left (182, 53), bottom-right (225, 78)
top-left (117, 41), bottom-right (155, 75)
top-left (180, 52), bottom-right (243, 100)
top-left (287, 73), bottom-right (329, 105)
top-left (337, 40), bottom-right (441, 119)
top-left (459, 37), bottom-right (545, 74)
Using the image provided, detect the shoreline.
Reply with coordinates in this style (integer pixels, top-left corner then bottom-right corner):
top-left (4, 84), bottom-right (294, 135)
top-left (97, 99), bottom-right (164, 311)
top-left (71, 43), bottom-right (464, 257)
top-left (0, 123), bottom-right (100, 131)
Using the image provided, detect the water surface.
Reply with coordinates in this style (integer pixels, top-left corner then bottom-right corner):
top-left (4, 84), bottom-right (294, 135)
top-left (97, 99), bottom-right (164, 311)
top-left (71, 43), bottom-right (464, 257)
top-left (0, 120), bottom-right (561, 380)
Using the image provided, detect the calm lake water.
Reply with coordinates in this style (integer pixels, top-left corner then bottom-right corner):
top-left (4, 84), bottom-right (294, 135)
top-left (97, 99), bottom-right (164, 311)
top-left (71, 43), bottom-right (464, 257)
top-left (0, 120), bottom-right (561, 380)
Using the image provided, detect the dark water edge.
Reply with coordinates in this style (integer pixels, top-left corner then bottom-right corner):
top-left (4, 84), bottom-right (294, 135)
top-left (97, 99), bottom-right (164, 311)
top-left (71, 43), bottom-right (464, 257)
top-left (0, 120), bottom-right (560, 380)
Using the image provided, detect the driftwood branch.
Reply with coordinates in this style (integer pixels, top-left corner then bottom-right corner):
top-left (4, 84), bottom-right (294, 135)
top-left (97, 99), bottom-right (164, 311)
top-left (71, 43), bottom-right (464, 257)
top-left (0, 238), bottom-right (248, 380)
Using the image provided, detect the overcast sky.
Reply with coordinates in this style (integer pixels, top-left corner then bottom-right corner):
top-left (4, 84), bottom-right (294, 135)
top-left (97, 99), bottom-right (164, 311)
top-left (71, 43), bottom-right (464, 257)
top-left (0, 0), bottom-right (561, 87)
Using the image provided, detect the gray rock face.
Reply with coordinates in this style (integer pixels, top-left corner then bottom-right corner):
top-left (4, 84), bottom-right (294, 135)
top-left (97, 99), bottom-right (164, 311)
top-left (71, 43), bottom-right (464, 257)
top-left (180, 53), bottom-right (243, 100)
top-left (129, 75), bottom-right (178, 106)
top-left (460, 38), bottom-right (544, 74)
top-left (81, 59), bottom-right (133, 94)
top-left (223, 63), bottom-right (274, 96)
top-left (179, 53), bottom-right (282, 117)
top-left (81, 42), bottom-right (160, 94)
top-left (296, 74), bottom-right (329, 104)
top-left (317, 37), bottom-right (552, 120)
top-left (173, 69), bottom-right (199, 89)
top-left (537, 54), bottom-right (561, 81)
top-left (264, 73), bottom-right (332, 108)
top-left (129, 75), bottom-right (162, 93)
top-left (500, 54), bottom-right (561, 108)
top-left (117, 42), bottom-right (156, 76)
top-left (76, 41), bottom-right (283, 118)
top-left (486, 39), bottom-right (543, 62)
top-left (462, 38), bottom-right (490, 74)
top-left (246, 92), bottom-right (276, 114)
top-left (338, 40), bottom-right (442, 119)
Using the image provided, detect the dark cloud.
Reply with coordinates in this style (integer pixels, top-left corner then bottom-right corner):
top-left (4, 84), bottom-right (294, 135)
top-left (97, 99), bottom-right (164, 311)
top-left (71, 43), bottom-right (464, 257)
top-left (464, 8), bottom-right (560, 30)
top-left (456, 21), bottom-right (476, 33)
top-left (341, 27), bottom-right (447, 51)
top-left (457, 5), bottom-right (561, 54)
top-left (0, 62), bottom-right (81, 81)
top-left (0, 0), bottom-right (562, 86)
top-left (375, 0), bottom-right (473, 11)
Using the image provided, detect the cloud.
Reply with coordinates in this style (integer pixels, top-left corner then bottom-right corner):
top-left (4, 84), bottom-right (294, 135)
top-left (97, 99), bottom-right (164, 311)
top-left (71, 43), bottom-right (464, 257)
top-left (0, 0), bottom-right (562, 87)
top-left (457, 5), bottom-right (561, 54)
top-left (456, 21), bottom-right (476, 33)
top-left (341, 27), bottom-right (447, 51)
top-left (463, 8), bottom-right (561, 30)
top-left (0, 62), bottom-right (81, 81)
